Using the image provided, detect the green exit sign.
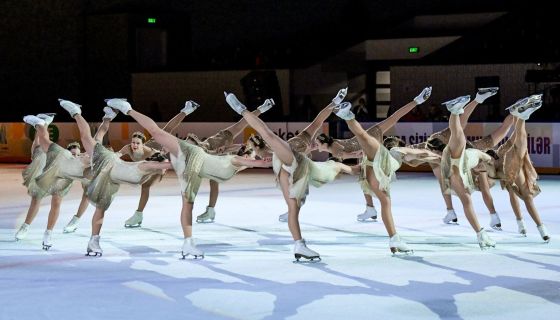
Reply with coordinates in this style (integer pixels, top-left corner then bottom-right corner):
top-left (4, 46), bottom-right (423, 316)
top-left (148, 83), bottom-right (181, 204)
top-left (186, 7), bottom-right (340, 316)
top-left (147, 18), bottom-right (157, 24)
top-left (408, 47), bottom-right (419, 53)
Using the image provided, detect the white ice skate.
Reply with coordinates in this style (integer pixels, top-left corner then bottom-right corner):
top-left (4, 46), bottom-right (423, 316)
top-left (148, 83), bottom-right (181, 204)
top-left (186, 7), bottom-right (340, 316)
top-left (475, 87), bottom-right (499, 103)
top-left (37, 113), bottom-right (56, 126)
top-left (477, 228), bottom-right (496, 250)
top-left (509, 100), bottom-right (542, 120)
top-left (414, 86), bottom-right (432, 105)
top-left (63, 215), bottom-right (80, 233)
top-left (58, 99), bottom-right (82, 117)
top-left (42, 230), bottom-right (53, 251)
top-left (490, 213), bottom-right (502, 231)
top-left (294, 239), bottom-right (321, 262)
top-left (332, 87), bottom-right (348, 105)
top-left (442, 95), bottom-right (471, 115)
top-left (124, 211), bottom-right (143, 228)
top-left (102, 107), bottom-right (118, 121)
top-left (537, 224), bottom-right (550, 243)
top-left (357, 206), bottom-right (377, 222)
top-left (105, 98), bottom-right (132, 115)
top-left (15, 223), bottom-right (30, 241)
top-left (181, 237), bottom-right (204, 259)
top-left (86, 235), bottom-right (103, 257)
top-left (528, 94), bottom-right (543, 104)
top-left (224, 92), bottom-right (247, 115)
top-left (389, 233), bottom-right (413, 255)
top-left (23, 115), bottom-right (46, 127)
top-left (196, 206), bottom-right (216, 223)
top-left (278, 212), bottom-right (288, 223)
top-left (181, 100), bottom-right (200, 115)
top-left (333, 102), bottom-right (355, 120)
top-left (517, 219), bottom-right (527, 236)
top-left (443, 209), bottom-right (458, 224)
top-left (257, 98), bottom-right (275, 113)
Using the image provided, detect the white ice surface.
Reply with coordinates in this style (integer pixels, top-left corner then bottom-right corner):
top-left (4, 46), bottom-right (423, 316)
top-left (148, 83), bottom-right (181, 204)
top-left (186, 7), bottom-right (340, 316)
top-left (1, 166), bottom-right (559, 320)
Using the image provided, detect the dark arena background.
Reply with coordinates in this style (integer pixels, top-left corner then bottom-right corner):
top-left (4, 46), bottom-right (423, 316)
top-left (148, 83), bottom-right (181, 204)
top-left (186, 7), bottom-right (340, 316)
top-left (1, 1), bottom-right (559, 319)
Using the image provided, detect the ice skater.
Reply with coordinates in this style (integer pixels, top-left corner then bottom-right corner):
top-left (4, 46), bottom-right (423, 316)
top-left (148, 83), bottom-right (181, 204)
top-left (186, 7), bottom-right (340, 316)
top-left (438, 95), bottom-right (499, 249)
top-left (18, 113), bottom-right (92, 250)
top-left (58, 99), bottom-right (172, 257)
top-left (187, 98), bottom-right (274, 224)
top-left (316, 86), bottom-right (432, 222)
top-left (332, 101), bottom-right (413, 254)
top-left (494, 95), bottom-right (550, 241)
top-left (120, 101), bottom-right (199, 228)
top-left (225, 89), bottom-right (356, 261)
top-left (105, 98), bottom-right (272, 259)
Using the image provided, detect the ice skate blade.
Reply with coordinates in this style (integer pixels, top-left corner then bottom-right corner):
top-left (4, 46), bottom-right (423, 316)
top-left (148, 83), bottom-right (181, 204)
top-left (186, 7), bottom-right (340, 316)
top-left (124, 223), bottom-right (142, 228)
top-left (478, 87), bottom-right (499, 94)
top-left (196, 219), bottom-right (215, 224)
top-left (478, 244), bottom-right (496, 250)
top-left (443, 220), bottom-right (459, 225)
top-left (542, 236), bottom-right (550, 243)
top-left (390, 248), bottom-right (414, 255)
top-left (293, 254), bottom-right (321, 263)
top-left (357, 216), bottom-right (377, 222)
top-left (63, 228), bottom-right (77, 234)
top-left (491, 225), bottom-right (502, 231)
top-left (85, 251), bottom-right (102, 257)
top-left (42, 243), bottom-right (52, 251)
top-left (181, 252), bottom-right (204, 260)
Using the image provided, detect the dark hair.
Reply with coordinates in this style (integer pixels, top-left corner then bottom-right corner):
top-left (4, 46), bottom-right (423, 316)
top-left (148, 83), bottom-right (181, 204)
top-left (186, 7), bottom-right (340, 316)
top-left (383, 136), bottom-right (405, 149)
top-left (427, 137), bottom-right (476, 152)
top-left (146, 152), bottom-right (167, 162)
top-left (317, 133), bottom-right (334, 146)
top-left (131, 131), bottom-right (146, 143)
top-left (236, 145), bottom-right (254, 156)
top-left (427, 138), bottom-right (446, 152)
top-left (66, 141), bottom-right (81, 151)
top-left (249, 134), bottom-right (266, 149)
top-left (486, 149), bottom-right (499, 160)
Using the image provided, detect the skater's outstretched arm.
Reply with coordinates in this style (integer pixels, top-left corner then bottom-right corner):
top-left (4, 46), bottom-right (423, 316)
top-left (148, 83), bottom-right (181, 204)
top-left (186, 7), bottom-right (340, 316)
top-left (376, 87), bottom-right (431, 134)
top-left (231, 156), bottom-right (271, 168)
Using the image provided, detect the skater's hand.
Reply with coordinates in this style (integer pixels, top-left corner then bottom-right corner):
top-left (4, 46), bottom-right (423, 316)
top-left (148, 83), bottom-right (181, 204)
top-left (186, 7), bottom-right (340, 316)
top-left (475, 87), bottom-right (499, 104)
top-left (332, 87), bottom-right (348, 105)
top-left (414, 87), bottom-right (432, 105)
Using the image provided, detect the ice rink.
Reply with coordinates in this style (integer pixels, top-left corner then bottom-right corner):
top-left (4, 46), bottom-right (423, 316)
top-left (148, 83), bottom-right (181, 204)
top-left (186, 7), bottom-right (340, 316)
top-left (1, 165), bottom-right (559, 320)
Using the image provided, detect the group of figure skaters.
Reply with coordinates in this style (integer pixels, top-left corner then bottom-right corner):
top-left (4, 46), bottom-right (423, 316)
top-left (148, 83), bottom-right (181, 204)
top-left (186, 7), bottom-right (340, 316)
top-left (15, 85), bottom-right (551, 262)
